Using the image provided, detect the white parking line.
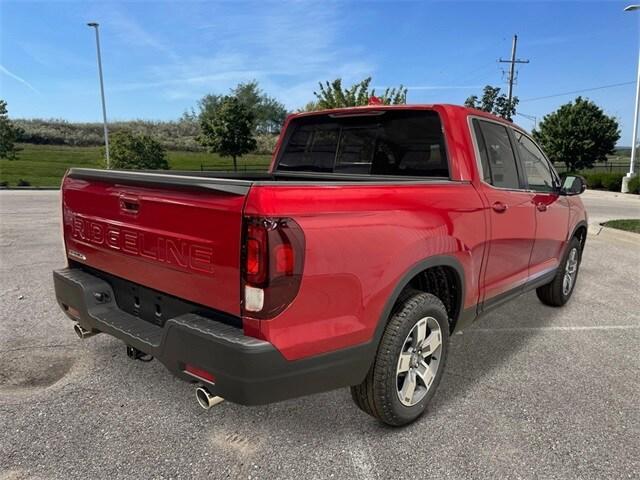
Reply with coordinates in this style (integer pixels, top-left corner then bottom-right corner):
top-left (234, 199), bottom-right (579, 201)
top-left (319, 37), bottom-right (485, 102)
top-left (466, 324), bottom-right (640, 333)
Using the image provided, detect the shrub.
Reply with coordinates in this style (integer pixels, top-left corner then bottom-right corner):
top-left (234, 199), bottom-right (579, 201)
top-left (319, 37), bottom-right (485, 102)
top-left (600, 173), bottom-right (624, 191)
top-left (17, 179), bottom-right (31, 186)
top-left (581, 172), bottom-right (603, 189)
top-left (254, 133), bottom-right (279, 155)
top-left (580, 172), bottom-right (625, 191)
top-left (14, 118), bottom-right (202, 151)
top-left (1, 99), bottom-right (23, 159)
top-left (0, 180), bottom-right (8, 187)
top-left (108, 131), bottom-right (169, 170)
top-left (627, 175), bottom-right (640, 194)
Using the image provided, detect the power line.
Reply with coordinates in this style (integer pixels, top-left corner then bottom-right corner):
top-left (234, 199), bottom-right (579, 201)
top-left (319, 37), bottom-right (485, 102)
top-left (520, 81), bottom-right (635, 102)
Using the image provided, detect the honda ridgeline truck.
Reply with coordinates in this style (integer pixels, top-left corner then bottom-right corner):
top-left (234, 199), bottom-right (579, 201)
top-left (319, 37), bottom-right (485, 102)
top-left (54, 104), bottom-right (588, 426)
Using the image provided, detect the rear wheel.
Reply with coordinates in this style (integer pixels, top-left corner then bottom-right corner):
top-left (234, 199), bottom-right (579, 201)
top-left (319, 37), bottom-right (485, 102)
top-left (350, 292), bottom-right (449, 426)
top-left (536, 236), bottom-right (582, 307)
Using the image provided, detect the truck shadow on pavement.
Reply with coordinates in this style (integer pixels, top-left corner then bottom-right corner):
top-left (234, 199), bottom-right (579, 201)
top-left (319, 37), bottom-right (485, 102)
top-left (195, 290), bottom-right (566, 434)
top-left (41, 289), bottom-right (566, 439)
top-left (431, 291), bottom-right (563, 414)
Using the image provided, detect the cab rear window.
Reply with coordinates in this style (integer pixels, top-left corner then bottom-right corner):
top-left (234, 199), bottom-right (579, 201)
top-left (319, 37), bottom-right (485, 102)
top-left (276, 110), bottom-right (449, 177)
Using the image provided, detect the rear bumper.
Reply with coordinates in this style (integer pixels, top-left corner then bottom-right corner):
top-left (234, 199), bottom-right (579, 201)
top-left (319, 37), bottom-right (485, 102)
top-left (53, 268), bottom-right (372, 405)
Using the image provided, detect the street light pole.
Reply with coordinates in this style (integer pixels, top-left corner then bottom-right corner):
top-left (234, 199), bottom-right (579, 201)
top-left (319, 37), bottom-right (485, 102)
top-left (87, 22), bottom-right (110, 169)
top-left (622, 5), bottom-right (640, 192)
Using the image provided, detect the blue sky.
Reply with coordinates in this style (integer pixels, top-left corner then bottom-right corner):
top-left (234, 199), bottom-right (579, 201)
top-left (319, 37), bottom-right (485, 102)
top-left (0, 0), bottom-right (638, 145)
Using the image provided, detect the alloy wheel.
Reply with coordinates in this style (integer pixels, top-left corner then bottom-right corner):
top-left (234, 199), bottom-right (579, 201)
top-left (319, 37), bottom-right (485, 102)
top-left (563, 247), bottom-right (579, 296)
top-left (396, 316), bottom-right (442, 407)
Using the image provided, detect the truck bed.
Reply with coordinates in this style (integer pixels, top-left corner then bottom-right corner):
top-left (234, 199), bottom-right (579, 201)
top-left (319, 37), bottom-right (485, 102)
top-left (67, 167), bottom-right (454, 191)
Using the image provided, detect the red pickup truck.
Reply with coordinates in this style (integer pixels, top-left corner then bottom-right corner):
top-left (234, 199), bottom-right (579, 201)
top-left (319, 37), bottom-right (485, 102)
top-left (54, 104), bottom-right (587, 426)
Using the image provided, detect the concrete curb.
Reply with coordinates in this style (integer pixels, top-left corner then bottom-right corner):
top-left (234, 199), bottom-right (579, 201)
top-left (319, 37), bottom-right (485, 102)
top-left (588, 223), bottom-right (640, 245)
top-left (0, 186), bottom-right (60, 191)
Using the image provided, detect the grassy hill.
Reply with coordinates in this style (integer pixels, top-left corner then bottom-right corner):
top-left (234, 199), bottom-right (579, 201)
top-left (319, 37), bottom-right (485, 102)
top-left (0, 144), bottom-right (272, 187)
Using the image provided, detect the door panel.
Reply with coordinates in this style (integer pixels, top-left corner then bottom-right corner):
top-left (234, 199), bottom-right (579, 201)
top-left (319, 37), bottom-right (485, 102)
top-left (480, 187), bottom-right (536, 301)
top-left (511, 130), bottom-right (570, 278)
top-left (471, 119), bottom-right (536, 305)
top-left (529, 193), bottom-right (569, 277)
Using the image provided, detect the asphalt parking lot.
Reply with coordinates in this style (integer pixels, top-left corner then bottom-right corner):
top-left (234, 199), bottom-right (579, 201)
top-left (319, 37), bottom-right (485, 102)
top-left (1, 189), bottom-right (638, 479)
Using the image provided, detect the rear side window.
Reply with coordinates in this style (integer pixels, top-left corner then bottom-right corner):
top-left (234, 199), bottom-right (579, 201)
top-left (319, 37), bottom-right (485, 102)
top-left (276, 110), bottom-right (449, 177)
top-left (472, 121), bottom-right (492, 184)
top-left (513, 131), bottom-right (556, 192)
top-left (473, 119), bottom-right (520, 189)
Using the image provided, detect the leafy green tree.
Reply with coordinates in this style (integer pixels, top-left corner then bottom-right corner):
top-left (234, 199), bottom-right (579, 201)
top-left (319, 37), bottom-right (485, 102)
top-left (0, 100), bottom-right (23, 159)
top-left (299, 101), bottom-right (319, 112)
top-left (233, 81), bottom-right (287, 133)
top-left (532, 97), bottom-right (620, 172)
top-left (197, 93), bottom-right (223, 126)
top-left (198, 96), bottom-right (257, 171)
top-left (464, 85), bottom-right (518, 120)
top-left (309, 77), bottom-right (407, 110)
top-left (107, 131), bottom-right (169, 170)
top-left (197, 81), bottom-right (287, 134)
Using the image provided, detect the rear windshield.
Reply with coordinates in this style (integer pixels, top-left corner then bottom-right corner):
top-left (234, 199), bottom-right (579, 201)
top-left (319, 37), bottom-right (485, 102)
top-left (275, 110), bottom-right (449, 177)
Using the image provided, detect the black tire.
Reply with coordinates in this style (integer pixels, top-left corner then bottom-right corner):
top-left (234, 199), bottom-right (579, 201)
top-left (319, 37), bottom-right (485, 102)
top-left (536, 236), bottom-right (582, 307)
top-left (350, 288), bottom-right (422, 417)
top-left (350, 292), bottom-right (449, 426)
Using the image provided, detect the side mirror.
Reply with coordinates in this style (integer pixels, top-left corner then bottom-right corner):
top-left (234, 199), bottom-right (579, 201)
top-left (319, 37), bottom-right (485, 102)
top-left (560, 175), bottom-right (587, 196)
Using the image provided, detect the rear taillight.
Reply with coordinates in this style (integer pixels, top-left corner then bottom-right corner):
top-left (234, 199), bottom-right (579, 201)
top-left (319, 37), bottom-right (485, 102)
top-left (241, 217), bottom-right (305, 319)
top-left (245, 222), bottom-right (268, 285)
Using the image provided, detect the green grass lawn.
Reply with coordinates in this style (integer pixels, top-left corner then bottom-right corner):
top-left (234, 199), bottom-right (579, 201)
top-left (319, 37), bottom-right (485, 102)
top-left (0, 144), bottom-right (272, 187)
top-left (602, 219), bottom-right (640, 234)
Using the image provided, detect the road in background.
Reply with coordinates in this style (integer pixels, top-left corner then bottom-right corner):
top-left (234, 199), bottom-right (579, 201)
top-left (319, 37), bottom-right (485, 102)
top-left (579, 189), bottom-right (640, 224)
top-left (0, 190), bottom-right (638, 479)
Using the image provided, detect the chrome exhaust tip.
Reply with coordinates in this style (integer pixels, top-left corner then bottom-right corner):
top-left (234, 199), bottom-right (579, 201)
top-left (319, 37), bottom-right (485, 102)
top-left (74, 324), bottom-right (98, 339)
top-left (196, 387), bottom-right (224, 410)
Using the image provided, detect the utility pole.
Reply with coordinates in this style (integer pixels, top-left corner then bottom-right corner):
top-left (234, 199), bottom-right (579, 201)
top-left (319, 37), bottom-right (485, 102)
top-left (499, 35), bottom-right (530, 106)
top-left (87, 22), bottom-right (110, 169)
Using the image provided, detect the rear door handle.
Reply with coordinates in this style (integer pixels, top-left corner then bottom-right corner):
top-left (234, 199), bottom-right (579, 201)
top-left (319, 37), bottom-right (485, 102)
top-left (492, 201), bottom-right (508, 213)
top-left (536, 203), bottom-right (548, 212)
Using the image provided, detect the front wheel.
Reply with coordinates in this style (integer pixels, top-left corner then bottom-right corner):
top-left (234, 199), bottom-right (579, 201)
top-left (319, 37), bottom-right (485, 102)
top-left (536, 236), bottom-right (582, 307)
top-left (350, 292), bottom-right (449, 426)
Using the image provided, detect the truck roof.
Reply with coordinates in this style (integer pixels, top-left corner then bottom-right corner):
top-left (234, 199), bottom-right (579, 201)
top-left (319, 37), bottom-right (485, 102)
top-left (288, 103), bottom-right (525, 133)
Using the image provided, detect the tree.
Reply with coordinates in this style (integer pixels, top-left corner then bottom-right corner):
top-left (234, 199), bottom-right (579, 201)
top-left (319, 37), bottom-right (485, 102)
top-left (464, 85), bottom-right (518, 120)
top-left (309, 77), bottom-right (407, 110)
top-left (198, 96), bottom-right (257, 171)
top-left (107, 131), bottom-right (169, 170)
top-left (532, 97), bottom-right (620, 172)
top-left (233, 81), bottom-right (287, 134)
top-left (0, 100), bottom-right (23, 159)
top-left (197, 94), bottom-right (223, 126)
top-left (197, 81), bottom-right (287, 134)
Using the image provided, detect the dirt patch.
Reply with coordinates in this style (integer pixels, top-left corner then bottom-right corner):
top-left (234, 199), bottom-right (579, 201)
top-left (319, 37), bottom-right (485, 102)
top-left (0, 349), bottom-right (75, 394)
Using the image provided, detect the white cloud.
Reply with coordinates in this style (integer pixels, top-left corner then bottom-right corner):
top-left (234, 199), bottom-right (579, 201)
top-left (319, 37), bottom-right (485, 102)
top-left (0, 64), bottom-right (40, 94)
top-left (18, 42), bottom-right (91, 70)
top-left (107, 2), bottom-right (376, 110)
top-left (104, 8), bottom-right (180, 61)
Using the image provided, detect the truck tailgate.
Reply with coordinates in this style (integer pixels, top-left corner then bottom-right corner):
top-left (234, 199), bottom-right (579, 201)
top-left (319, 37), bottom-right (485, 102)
top-left (61, 169), bottom-right (250, 316)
